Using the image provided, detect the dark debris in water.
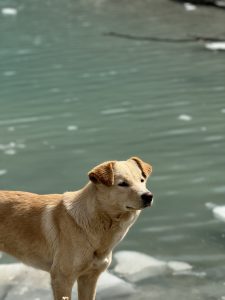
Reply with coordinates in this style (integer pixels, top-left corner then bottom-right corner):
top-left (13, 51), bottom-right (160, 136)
top-left (170, 0), bottom-right (225, 9)
top-left (104, 32), bottom-right (225, 43)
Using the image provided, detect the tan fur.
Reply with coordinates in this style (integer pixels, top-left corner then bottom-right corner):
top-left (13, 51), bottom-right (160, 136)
top-left (0, 157), bottom-right (153, 300)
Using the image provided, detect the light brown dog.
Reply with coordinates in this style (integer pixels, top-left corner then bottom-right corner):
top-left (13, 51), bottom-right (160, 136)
top-left (0, 156), bottom-right (153, 300)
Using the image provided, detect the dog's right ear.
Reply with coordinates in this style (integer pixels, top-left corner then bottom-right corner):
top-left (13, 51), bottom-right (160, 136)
top-left (130, 156), bottom-right (152, 178)
top-left (88, 161), bottom-right (115, 186)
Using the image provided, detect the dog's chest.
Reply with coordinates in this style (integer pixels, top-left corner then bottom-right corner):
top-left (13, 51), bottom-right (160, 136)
top-left (95, 212), bottom-right (139, 255)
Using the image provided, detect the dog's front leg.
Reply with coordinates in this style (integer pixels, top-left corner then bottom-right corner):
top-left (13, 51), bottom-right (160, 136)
top-left (77, 271), bottom-right (102, 300)
top-left (50, 269), bottom-right (76, 300)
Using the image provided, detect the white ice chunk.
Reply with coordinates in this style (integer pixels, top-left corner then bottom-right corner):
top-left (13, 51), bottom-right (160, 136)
top-left (1, 8), bottom-right (18, 16)
top-left (178, 114), bottom-right (192, 121)
top-left (101, 108), bottom-right (128, 115)
top-left (67, 125), bottom-right (78, 131)
top-left (213, 206), bottom-right (225, 222)
top-left (205, 42), bottom-right (225, 51)
top-left (184, 3), bottom-right (197, 11)
top-left (0, 264), bottom-right (49, 288)
top-left (167, 261), bottom-right (192, 274)
top-left (97, 271), bottom-right (135, 298)
top-left (206, 203), bottom-right (225, 222)
top-left (216, 0), bottom-right (225, 7)
top-left (0, 169), bottom-right (7, 176)
top-left (113, 251), bottom-right (193, 282)
top-left (114, 251), bottom-right (168, 282)
top-left (0, 263), bottom-right (134, 300)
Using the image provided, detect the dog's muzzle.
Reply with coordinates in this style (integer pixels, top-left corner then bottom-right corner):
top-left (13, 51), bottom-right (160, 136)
top-left (141, 192), bottom-right (153, 208)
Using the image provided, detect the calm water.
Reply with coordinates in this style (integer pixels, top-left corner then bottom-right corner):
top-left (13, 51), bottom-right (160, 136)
top-left (0, 0), bottom-right (225, 299)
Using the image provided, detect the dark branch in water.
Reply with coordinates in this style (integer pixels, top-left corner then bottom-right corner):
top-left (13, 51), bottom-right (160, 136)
top-left (104, 32), bottom-right (225, 43)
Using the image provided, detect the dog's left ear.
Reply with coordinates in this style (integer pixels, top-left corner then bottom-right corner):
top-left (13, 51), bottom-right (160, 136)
top-left (88, 161), bottom-right (115, 186)
top-left (130, 156), bottom-right (152, 178)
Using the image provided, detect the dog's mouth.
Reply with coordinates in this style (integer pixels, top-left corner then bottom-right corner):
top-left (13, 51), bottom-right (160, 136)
top-left (126, 204), bottom-right (152, 211)
top-left (143, 201), bottom-right (153, 208)
top-left (126, 206), bottom-right (137, 211)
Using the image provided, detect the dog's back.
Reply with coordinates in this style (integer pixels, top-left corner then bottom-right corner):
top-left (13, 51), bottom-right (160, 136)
top-left (0, 191), bottom-right (62, 270)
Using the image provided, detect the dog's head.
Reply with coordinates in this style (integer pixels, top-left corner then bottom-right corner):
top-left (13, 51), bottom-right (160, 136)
top-left (88, 157), bottom-right (153, 213)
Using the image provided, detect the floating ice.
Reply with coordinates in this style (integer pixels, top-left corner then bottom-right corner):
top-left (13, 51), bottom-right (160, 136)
top-left (1, 7), bottom-right (18, 16)
top-left (212, 206), bottom-right (225, 222)
top-left (97, 270), bottom-right (135, 298)
top-left (67, 125), bottom-right (78, 131)
top-left (167, 128), bottom-right (196, 135)
top-left (0, 142), bottom-right (25, 155)
top-left (206, 203), bottom-right (225, 222)
top-left (167, 261), bottom-right (192, 274)
top-left (178, 114), bottom-right (192, 121)
top-left (113, 251), bottom-right (192, 282)
top-left (0, 263), bottom-right (134, 300)
top-left (205, 42), bottom-right (225, 51)
top-left (0, 169), bottom-right (7, 176)
top-left (114, 251), bottom-right (168, 282)
top-left (101, 108), bottom-right (128, 115)
top-left (184, 3), bottom-right (197, 11)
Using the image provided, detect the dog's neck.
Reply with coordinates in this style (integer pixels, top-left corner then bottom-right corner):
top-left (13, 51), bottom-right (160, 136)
top-left (63, 182), bottom-right (140, 256)
top-left (63, 182), bottom-right (135, 232)
top-left (63, 183), bottom-right (97, 229)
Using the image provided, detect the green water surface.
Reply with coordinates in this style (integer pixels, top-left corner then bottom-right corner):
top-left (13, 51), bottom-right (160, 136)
top-left (0, 0), bottom-right (225, 299)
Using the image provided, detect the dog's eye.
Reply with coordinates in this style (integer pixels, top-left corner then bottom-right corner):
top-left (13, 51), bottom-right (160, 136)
top-left (141, 178), bottom-right (145, 183)
top-left (118, 181), bottom-right (129, 187)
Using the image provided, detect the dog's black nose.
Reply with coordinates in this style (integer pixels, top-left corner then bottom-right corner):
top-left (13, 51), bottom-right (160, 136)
top-left (141, 192), bottom-right (153, 207)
